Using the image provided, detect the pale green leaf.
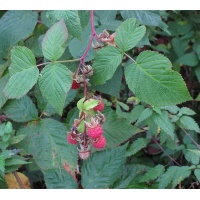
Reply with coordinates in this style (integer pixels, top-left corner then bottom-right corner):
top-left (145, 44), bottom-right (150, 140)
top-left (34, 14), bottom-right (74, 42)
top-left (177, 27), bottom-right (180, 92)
top-left (82, 144), bottom-right (127, 189)
top-left (0, 156), bottom-right (5, 175)
top-left (78, 10), bottom-right (90, 29)
top-left (3, 47), bottom-right (39, 99)
top-left (179, 116), bottom-right (200, 133)
top-left (5, 156), bottom-right (29, 167)
top-left (18, 118), bottom-right (78, 171)
top-left (126, 138), bottom-right (148, 157)
top-left (2, 95), bottom-right (38, 122)
top-left (115, 18), bottom-right (146, 52)
top-left (185, 149), bottom-right (200, 165)
top-left (140, 165), bottom-right (165, 182)
top-left (47, 10), bottom-right (82, 40)
top-left (39, 63), bottom-right (72, 115)
top-left (9, 134), bottom-right (26, 145)
top-left (136, 108), bottom-right (153, 125)
top-left (153, 111), bottom-right (175, 139)
top-left (0, 11), bottom-right (38, 55)
top-left (4, 122), bottom-right (12, 134)
top-left (125, 50), bottom-right (192, 107)
top-left (42, 20), bottom-right (68, 61)
top-left (83, 99), bottom-right (99, 111)
top-left (0, 75), bottom-right (9, 109)
top-left (179, 107), bottom-right (196, 116)
top-left (43, 168), bottom-right (78, 189)
top-left (93, 46), bottom-right (123, 85)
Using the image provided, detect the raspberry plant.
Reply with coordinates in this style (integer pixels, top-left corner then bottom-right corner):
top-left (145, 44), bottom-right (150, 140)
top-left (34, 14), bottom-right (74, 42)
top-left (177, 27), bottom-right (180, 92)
top-left (0, 10), bottom-right (200, 189)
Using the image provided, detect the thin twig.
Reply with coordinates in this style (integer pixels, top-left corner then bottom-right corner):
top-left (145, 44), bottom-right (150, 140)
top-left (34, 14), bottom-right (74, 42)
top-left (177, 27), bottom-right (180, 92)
top-left (36, 58), bottom-right (80, 67)
top-left (179, 126), bottom-right (200, 149)
top-left (150, 135), bottom-right (181, 167)
top-left (124, 52), bottom-right (136, 63)
top-left (13, 171), bottom-right (25, 189)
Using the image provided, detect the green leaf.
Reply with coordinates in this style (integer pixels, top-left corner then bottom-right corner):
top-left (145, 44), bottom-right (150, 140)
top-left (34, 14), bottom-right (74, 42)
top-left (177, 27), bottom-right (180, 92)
top-left (2, 95), bottom-right (38, 122)
top-left (172, 38), bottom-right (188, 57)
top-left (3, 47), bottom-right (39, 99)
top-left (128, 105), bottom-right (145, 123)
top-left (0, 124), bottom-right (5, 137)
top-left (179, 116), bottom-right (200, 133)
top-left (9, 134), bottom-right (26, 145)
top-left (125, 50), bottom-right (192, 107)
top-left (42, 20), bottom-right (68, 61)
top-left (18, 118), bottom-right (78, 171)
top-left (69, 24), bottom-right (94, 62)
top-left (177, 53), bottom-right (198, 67)
top-left (153, 111), bottom-right (175, 139)
top-left (185, 149), bottom-right (200, 165)
top-left (83, 99), bottom-right (99, 110)
top-left (115, 18), bottom-right (146, 52)
top-left (43, 168), bottom-right (78, 189)
top-left (188, 149), bottom-right (200, 156)
top-left (140, 165), bottom-right (165, 182)
top-left (81, 144), bottom-right (127, 189)
top-left (78, 10), bottom-right (90, 29)
top-left (126, 138), bottom-right (148, 157)
top-left (39, 63), bottom-right (72, 115)
top-left (194, 169), bottom-right (200, 182)
top-left (92, 66), bottom-right (123, 98)
top-left (5, 156), bottom-right (29, 167)
top-left (0, 11), bottom-right (38, 55)
top-left (195, 68), bottom-right (200, 83)
top-left (96, 10), bottom-right (117, 23)
top-left (0, 178), bottom-right (7, 189)
top-left (136, 108), bottom-right (153, 125)
top-left (102, 108), bottom-right (141, 149)
top-left (179, 107), bottom-right (196, 116)
top-left (0, 75), bottom-right (9, 109)
top-left (171, 166), bottom-right (191, 188)
top-left (77, 98), bottom-right (85, 111)
top-left (93, 46), bottom-right (123, 85)
top-left (4, 122), bottom-right (12, 134)
top-left (121, 11), bottom-right (162, 27)
top-left (0, 155), bottom-right (5, 176)
top-left (47, 11), bottom-right (82, 40)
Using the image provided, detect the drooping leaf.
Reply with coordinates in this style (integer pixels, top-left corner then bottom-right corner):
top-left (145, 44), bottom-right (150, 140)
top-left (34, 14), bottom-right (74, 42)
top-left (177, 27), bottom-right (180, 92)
top-left (126, 138), bottom-right (148, 157)
top-left (121, 11), bottom-right (162, 27)
top-left (0, 75), bottom-right (9, 109)
top-left (0, 11), bottom-right (38, 55)
top-left (92, 46), bottom-right (123, 85)
top-left (125, 50), bottom-right (192, 107)
top-left (47, 10), bottom-right (82, 40)
top-left (102, 107), bottom-right (141, 149)
top-left (139, 165), bottom-right (165, 182)
top-left (43, 168), bottom-right (78, 189)
top-left (18, 118), bottom-right (78, 171)
top-left (115, 18), bottom-right (146, 52)
top-left (3, 47), bottom-right (39, 99)
top-left (42, 20), bottom-right (68, 61)
top-left (38, 63), bottom-right (72, 115)
top-left (2, 95), bottom-right (38, 122)
top-left (81, 144), bottom-right (127, 189)
top-left (153, 111), bottom-right (175, 139)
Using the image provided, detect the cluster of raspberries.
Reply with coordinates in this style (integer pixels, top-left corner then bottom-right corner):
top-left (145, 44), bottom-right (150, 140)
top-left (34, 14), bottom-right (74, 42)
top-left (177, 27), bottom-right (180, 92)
top-left (66, 99), bottom-right (106, 159)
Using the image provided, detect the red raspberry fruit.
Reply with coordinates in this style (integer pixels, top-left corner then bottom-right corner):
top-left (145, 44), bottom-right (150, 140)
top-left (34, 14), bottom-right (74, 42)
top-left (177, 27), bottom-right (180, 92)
top-left (92, 135), bottom-right (106, 149)
top-left (88, 124), bottom-right (103, 139)
top-left (71, 79), bottom-right (80, 90)
top-left (94, 101), bottom-right (104, 111)
top-left (67, 134), bottom-right (77, 145)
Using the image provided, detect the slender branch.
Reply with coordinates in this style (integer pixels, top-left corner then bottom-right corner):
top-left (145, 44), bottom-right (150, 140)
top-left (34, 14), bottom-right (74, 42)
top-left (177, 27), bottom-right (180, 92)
top-left (150, 135), bottom-right (181, 167)
top-left (36, 58), bottom-right (80, 67)
top-left (90, 10), bottom-right (97, 38)
top-left (179, 127), bottom-right (200, 149)
top-left (124, 52), bottom-right (136, 63)
top-left (13, 171), bottom-right (25, 189)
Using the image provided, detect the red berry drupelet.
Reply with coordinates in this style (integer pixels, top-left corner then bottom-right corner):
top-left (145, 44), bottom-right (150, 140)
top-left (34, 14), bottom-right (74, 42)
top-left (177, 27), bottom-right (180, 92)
top-left (71, 79), bottom-right (80, 90)
top-left (88, 124), bottom-right (103, 139)
top-left (92, 135), bottom-right (106, 149)
top-left (67, 133), bottom-right (78, 145)
top-left (93, 100), bottom-right (104, 111)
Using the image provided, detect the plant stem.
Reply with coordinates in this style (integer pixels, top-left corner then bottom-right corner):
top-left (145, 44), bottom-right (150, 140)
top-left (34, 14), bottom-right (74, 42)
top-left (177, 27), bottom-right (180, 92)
top-left (13, 171), bottom-right (25, 189)
top-left (150, 136), bottom-right (181, 167)
top-left (180, 127), bottom-right (200, 149)
top-left (36, 58), bottom-right (80, 67)
top-left (124, 52), bottom-right (136, 63)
